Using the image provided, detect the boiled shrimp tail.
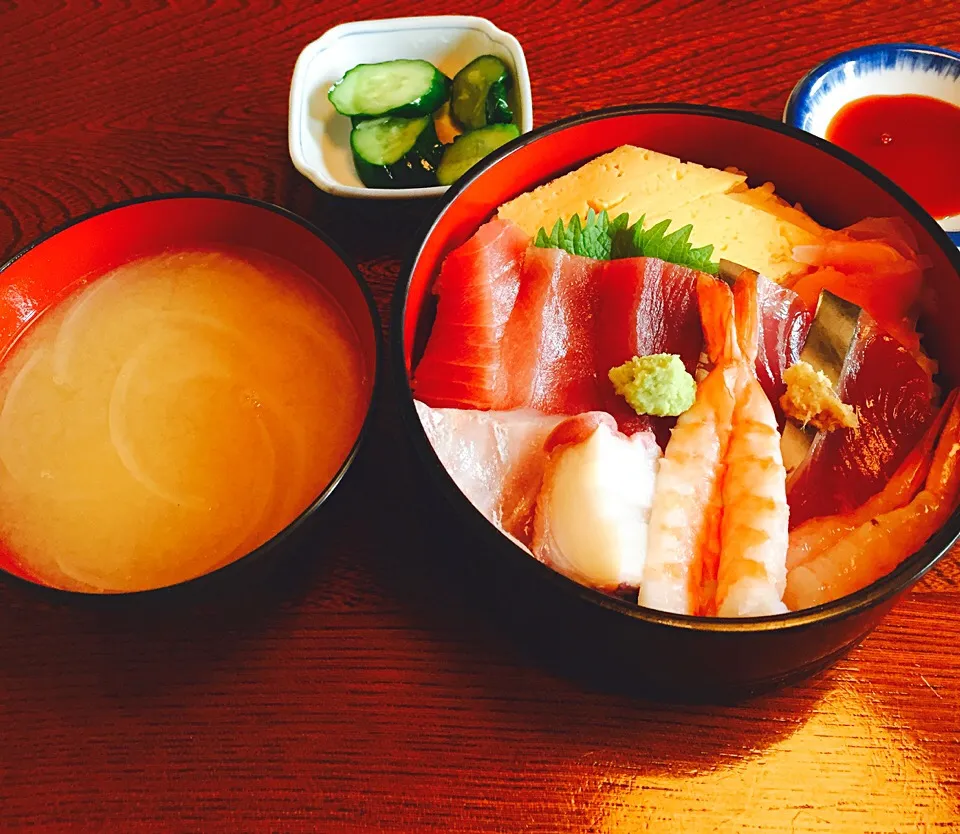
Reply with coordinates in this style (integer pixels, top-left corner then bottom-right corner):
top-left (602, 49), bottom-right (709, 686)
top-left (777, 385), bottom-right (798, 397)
top-left (697, 273), bottom-right (741, 365)
top-left (732, 272), bottom-right (760, 366)
top-left (713, 271), bottom-right (790, 617)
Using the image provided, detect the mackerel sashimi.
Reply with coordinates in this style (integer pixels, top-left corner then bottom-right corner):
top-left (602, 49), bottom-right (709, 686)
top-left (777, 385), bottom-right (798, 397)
top-left (414, 218), bottom-right (529, 409)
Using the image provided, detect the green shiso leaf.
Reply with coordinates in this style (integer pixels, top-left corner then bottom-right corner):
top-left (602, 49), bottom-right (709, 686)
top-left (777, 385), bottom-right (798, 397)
top-left (534, 209), bottom-right (719, 273)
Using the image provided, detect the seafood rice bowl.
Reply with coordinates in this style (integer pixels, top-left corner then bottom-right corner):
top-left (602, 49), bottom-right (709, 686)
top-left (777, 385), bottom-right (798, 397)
top-left (394, 105), bottom-right (960, 696)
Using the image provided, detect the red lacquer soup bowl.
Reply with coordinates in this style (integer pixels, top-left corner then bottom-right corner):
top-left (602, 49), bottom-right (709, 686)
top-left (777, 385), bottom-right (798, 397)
top-left (0, 194), bottom-right (380, 601)
top-left (392, 105), bottom-right (960, 699)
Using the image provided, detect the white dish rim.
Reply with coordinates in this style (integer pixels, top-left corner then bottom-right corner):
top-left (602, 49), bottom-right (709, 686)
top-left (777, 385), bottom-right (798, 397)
top-left (288, 15), bottom-right (534, 200)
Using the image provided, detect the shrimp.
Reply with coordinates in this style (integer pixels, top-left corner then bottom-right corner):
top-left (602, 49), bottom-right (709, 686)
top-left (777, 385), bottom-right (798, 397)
top-left (642, 272), bottom-right (788, 616)
top-left (640, 276), bottom-right (738, 615)
top-left (714, 275), bottom-right (790, 617)
top-left (786, 389), bottom-right (957, 572)
top-left (785, 391), bottom-right (960, 611)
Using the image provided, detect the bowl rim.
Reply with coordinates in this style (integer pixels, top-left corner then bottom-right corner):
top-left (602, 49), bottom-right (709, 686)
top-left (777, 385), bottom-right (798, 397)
top-left (783, 41), bottom-right (960, 129)
top-left (0, 191), bottom-right (383, 601)
top-left (286, 13), bottom-right (534, 200)
top-left (391, 102), bottom-right (960, 634)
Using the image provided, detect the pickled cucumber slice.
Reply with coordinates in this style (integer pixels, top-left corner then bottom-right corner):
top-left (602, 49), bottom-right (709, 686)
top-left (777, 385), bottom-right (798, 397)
top-left (450, 55), bottom-right (515, 130)
top-left (329, 59), bottom-right (450, 118)
top-left (436, 123), bottom-right (520, 186)
top-left (350, 116), bottom-right (443, 188)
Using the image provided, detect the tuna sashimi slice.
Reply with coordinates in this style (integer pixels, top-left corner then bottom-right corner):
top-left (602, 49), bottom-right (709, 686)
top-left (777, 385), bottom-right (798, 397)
top-left (413, 218), bottom-right (530, 409)
top-left (595, 257), bottom-right (702, 441)
top-left (502, 247), bottom-right (603, 414)
top-left (754, 275), bottom-right (812, 424)
top-left (414, 225), bottom-right (705, 434)
top-left (500, 249), bottom-right (703, 442)
top-left (786, 317), bottom-right (936, 527)
top-left (414, 401), bottom-right (565, 546)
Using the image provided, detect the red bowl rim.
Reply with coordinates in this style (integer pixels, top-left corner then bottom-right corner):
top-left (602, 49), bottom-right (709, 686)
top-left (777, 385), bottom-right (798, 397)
top-left (0, 192), bottom-right (383, 601)
top-left (391, 102), bottom-right (960, 634)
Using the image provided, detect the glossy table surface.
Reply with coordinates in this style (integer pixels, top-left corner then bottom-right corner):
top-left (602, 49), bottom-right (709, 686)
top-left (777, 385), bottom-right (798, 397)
top-left (2, 1), bottom-right (959, 831)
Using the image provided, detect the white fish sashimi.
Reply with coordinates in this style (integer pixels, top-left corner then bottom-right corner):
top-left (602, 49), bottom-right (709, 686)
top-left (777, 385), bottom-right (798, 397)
top-left (414, 401), bottom-right (565, 545)
top-left (532, 413), bottom-right (661, 590)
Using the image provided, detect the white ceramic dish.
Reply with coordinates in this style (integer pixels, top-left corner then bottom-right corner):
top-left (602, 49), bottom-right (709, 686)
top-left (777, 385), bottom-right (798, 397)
top-left (288, 16), bottom-right (533, 200)
top-left (784, 43), bottom-right (960, 244)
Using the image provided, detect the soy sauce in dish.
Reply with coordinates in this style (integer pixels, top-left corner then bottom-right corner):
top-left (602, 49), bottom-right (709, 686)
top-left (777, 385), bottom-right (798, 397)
top-left (825, 94), bottom-right (960, 220)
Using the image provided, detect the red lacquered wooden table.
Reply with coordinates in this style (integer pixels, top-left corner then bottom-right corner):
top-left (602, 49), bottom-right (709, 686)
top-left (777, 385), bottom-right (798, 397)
top-left (2, 2), bottom-right (959, 831)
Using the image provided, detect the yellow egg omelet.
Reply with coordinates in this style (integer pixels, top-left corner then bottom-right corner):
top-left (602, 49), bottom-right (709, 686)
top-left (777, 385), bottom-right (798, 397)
top-left (497, 145), bottom-right (828, 281)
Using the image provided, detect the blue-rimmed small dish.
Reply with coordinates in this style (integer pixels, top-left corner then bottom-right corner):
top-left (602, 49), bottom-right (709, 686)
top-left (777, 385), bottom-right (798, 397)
top-left (784, 43), bottom-right (960, 246)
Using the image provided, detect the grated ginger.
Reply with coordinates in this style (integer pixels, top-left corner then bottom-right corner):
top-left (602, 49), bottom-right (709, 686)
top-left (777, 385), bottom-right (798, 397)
top-left (780, 361), bottom-right (859, 432)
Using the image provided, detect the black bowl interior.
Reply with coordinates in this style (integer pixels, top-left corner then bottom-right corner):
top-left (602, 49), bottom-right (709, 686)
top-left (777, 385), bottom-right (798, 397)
top-left (390, 105), bottom-right (960, 694)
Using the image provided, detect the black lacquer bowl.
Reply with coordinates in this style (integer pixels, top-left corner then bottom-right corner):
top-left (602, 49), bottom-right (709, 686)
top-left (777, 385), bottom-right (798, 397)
top-left (392, 105), bottom-right (960, 700)
top-left (0, 194), bottom-right (381, 605)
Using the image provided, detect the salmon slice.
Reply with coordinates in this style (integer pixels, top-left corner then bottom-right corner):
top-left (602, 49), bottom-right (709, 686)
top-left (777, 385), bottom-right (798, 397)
top-left (789, 217), bottom-right (925, 352)
top-left (413, 218), bottom-right (530, 409)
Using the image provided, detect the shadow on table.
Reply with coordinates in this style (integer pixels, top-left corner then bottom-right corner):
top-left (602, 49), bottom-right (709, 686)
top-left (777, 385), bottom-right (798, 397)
top-left (0, 386), bottom-right (828, 775)
top-left (281, 174), bottom-right (442, 267)
top-left (0, 441), bottom-right (374, 702)
top-left (339, 395), bottom-right (832, 771)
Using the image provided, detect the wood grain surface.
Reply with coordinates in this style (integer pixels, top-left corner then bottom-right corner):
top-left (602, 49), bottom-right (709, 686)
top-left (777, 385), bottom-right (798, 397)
top-left (2, 1), bottom-right (960, 831)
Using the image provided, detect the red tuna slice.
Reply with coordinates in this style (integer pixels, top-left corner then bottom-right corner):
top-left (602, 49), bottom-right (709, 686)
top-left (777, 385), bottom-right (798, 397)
top-left (595, 257), bottom-right (702, 443)
top-left (786, 317), bottom-right (936, 528)
top-left (502, 246), bottom-right (605, 414)
top-left (755, 275), bottom-right (812, 425)
top-left (413, 218), bottom-right (530, 409)
top-left (502, 251), bottom-right (704, 444)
